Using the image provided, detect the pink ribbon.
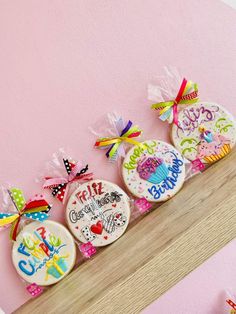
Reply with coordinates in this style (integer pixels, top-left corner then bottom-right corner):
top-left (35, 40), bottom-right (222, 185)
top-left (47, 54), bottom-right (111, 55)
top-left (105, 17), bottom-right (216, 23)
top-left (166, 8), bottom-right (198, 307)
top-left (43, 161), bottom-right (93, 203)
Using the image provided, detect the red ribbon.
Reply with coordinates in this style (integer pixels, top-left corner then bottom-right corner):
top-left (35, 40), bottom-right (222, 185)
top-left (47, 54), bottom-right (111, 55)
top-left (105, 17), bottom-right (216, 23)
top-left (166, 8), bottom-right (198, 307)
top-left (172, 78), bottom-right (188, 125)
top-left (43, 160), bottom-right (93, 203)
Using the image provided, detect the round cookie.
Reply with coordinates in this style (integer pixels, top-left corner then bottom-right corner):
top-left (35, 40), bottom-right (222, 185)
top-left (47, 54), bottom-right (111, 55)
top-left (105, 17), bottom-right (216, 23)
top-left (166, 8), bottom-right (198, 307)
top-left (66, 179), bottom-right (130, 247)
top-left (12, 220), bottom-right (76, 286)
top-left (171, 102), bottom-right (236, 163)
top-left (122, 140), bottom-right (185, 202)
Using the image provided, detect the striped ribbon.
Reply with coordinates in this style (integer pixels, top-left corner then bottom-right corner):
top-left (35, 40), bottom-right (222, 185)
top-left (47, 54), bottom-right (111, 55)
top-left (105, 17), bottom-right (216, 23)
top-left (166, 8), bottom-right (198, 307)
top-left (95, 120), bottom-right (143, 160)
top-left (151, 78), bottom-right (199, 125)
top-left (43, 159), bottom-right (93, 203)
top-left (0, 188), bottom-right (50, 241)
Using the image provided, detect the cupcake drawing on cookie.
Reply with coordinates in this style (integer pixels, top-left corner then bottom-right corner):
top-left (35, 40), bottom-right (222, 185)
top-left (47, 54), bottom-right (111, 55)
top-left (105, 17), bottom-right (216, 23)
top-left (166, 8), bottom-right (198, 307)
top-left (137, 157), bottom-right (169, 184)
top-left (197, 127), bottom-right (231, 163)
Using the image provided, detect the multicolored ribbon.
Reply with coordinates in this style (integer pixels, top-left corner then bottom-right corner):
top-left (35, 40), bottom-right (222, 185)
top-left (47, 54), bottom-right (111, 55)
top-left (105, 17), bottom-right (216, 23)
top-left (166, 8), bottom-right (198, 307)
top-left (0, 188), bottom-right (51, 241)
top-left (43, 159), bottom-right (93, 203)
top-left (94, 120), bottom-right (142, 160)
top-left (151, 78), bottom-right (199, 125)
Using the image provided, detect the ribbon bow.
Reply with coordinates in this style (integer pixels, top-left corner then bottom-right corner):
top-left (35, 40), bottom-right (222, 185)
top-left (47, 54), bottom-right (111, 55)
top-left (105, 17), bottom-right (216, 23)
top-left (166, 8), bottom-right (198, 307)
top-left (0, 188), bottom-right (50, 241)
top-left (151, 78), bottom-right (199, 125)
top-left (95, 120), bottom-right (142, 160)
top-left (43, 159), bottom-right (93, 203)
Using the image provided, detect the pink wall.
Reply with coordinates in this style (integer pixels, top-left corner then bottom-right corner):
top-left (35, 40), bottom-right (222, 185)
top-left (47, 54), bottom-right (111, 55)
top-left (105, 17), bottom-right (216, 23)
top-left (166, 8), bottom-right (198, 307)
top-left (0, 0), bottom-right (235, 313)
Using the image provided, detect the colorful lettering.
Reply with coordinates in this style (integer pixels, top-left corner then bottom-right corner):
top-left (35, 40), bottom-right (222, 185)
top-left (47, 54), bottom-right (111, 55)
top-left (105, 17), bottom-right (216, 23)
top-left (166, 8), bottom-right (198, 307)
top-left (148, 153), bottom-right (183, 200)
top-left (17, 226), bottom-right (64, 278)
top-left (123, 141), bottom-right (157, 171)
top-left (19, 260), bottom-right (35, 276)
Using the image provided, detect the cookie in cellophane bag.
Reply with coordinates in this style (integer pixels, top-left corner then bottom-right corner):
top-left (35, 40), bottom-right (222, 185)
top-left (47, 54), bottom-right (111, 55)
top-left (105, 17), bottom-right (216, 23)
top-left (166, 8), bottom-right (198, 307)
top-left (12, 220), bottom-right (76, 286)
top-left (92, 113), bottom-right (186, 207)
top-left (149, 66), bottom-right (236, 166)
top-left (66, 179), bottom-right (131, 247)
top-left (171, 102), bottom-right (236, 163)
top-left (0, 187), bottom-right (76, 291)
top-left (122, 139), bottom-right (185, 202)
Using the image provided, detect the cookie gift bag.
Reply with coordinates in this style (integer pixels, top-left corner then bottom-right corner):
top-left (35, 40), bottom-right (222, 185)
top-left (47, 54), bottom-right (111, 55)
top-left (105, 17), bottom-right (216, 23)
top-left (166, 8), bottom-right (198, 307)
top-left (92, 112), bottom-right (186, 210)
top-left (42, 149), bottom-right (93, 204)
top-left (149, 66), bottom-right (236, 169)
top-left (0, 187), bottom-right (76, 295)
top-left (65, 179), bottom-right (131, 247)
top-left (42, 149), bottom-right (130, 251)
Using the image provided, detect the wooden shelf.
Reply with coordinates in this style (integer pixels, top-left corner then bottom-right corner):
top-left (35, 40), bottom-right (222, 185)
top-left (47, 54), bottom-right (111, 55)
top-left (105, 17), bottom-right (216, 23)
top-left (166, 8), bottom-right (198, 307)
top-left (15, 150), bottom-right (236, 314)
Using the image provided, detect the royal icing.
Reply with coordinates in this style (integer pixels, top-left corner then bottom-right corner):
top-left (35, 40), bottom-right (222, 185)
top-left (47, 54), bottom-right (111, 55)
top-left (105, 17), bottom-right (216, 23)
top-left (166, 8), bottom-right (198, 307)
top-left (171, 102), bottom-right (236, 163)
top-left (122, 140), bottom-right (186, 202)
top-left (66, 180), bottom-right (130, 246)
top-left (12, 221), bottom-right (76, 286)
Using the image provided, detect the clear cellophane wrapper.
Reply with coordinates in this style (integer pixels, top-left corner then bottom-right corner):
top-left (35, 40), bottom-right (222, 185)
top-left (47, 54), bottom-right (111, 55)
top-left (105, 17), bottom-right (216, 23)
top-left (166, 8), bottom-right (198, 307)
top-left (89, 112), bottom-right (149, 218)
top-left (0, 185), bottom-right (52, 297)
top-left (0, 183), bottom-right (92, 297)
top-left (37, 148), bottom-right (94, 204)
top-left (89, 112), bottom-right (193, 221)
top-left (148, 66), bottom-right (203, 179)
top-left (36, 149), bottom-right (100, 261)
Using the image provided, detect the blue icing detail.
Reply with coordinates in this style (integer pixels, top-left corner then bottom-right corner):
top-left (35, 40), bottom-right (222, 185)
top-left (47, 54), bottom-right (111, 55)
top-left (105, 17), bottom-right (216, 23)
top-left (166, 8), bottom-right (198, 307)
top-left (18, 243), bottom-right (30, 257)
top-left (47, 258), bottom-right (68, 279)
top-left (19, 260), bottom-right (35, 276)
top-left (0, 213), bottom-right (13, 218)
top-left (34, 245), bottom-right (66, 273)
top-left (148, 152), bottom-right (184, 200)
top-left (147, 163), bottom-right (169, 184)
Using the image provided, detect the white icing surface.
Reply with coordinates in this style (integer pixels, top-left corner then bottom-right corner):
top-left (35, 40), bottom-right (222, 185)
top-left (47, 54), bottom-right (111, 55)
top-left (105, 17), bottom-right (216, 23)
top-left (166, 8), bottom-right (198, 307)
top-left (12, 220), bottom-right (76, 286)
top-left (171, 102), bottom-right (236, 162)
top-left (66, 179), bottom-right (130, 247)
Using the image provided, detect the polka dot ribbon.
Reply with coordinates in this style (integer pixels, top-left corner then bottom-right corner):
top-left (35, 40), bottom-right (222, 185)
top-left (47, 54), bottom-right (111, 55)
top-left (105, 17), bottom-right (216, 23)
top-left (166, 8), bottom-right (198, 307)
top-left (43, 159), bottom-right (93, 203)
top-left (227, 299), bottom-right (236, 311)
top-left (0, 188), bottom-right (51, 241)
top-left (95, 120), bottom-right (143, 161)
top-left (151, 78), bottom-right (199, 125)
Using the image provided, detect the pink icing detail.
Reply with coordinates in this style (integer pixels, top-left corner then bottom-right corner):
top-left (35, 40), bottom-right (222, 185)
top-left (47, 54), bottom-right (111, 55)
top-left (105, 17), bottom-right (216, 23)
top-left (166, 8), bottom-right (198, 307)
top-left (137, 157), bottom-right (163, 180)
top-left (26, 283), bottom-right (43, 297)
top-left (197, 134), bottom-right (230, 159)
top-left (79, 242), bottom-right (96, 258)
top-left (135, 197), bottom-right (152, 213)
top-left (191, 158), bottom-right (205, 173)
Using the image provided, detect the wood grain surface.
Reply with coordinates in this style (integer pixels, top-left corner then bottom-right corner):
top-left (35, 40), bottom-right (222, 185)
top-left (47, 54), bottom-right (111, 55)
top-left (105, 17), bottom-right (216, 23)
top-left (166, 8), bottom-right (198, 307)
top-left (15, 150), bottom-right (236, 314)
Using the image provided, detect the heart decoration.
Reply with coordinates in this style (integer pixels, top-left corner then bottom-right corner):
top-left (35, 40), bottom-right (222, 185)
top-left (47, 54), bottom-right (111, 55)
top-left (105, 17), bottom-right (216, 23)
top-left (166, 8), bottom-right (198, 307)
top-left (90, 221), bottom-right (103, 235)
top-left (72, 200), bottom-right (77, 205)
top-left (112, 204), bottom-right (117, 208)
top-left (116, 214), bottom-right (121, 219)
top-left (104, 236), bottom-right (108, 240)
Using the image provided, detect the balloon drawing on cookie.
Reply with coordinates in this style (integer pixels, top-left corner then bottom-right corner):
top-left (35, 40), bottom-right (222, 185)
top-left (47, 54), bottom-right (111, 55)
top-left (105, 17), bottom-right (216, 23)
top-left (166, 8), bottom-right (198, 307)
top-left (122, 140), bottom-right (186, 202)
top-left (12, 220), bottom-right (76, 286)
top-left (66, 180), bottom-right (130, 247)
top-left (171, 102), bottom-right (236, 163)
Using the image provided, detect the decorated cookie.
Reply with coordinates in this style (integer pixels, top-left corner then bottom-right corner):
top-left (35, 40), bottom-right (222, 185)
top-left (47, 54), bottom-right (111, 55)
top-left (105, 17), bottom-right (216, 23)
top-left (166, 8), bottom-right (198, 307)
top-left (171, 102), bottom-right (236, 163)
top-left (122, 140), bottom-right (185, 202)
top-left (66, 180), bottom-right (130, 246)
top-left (12, 220), bottom-right (76, 286)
